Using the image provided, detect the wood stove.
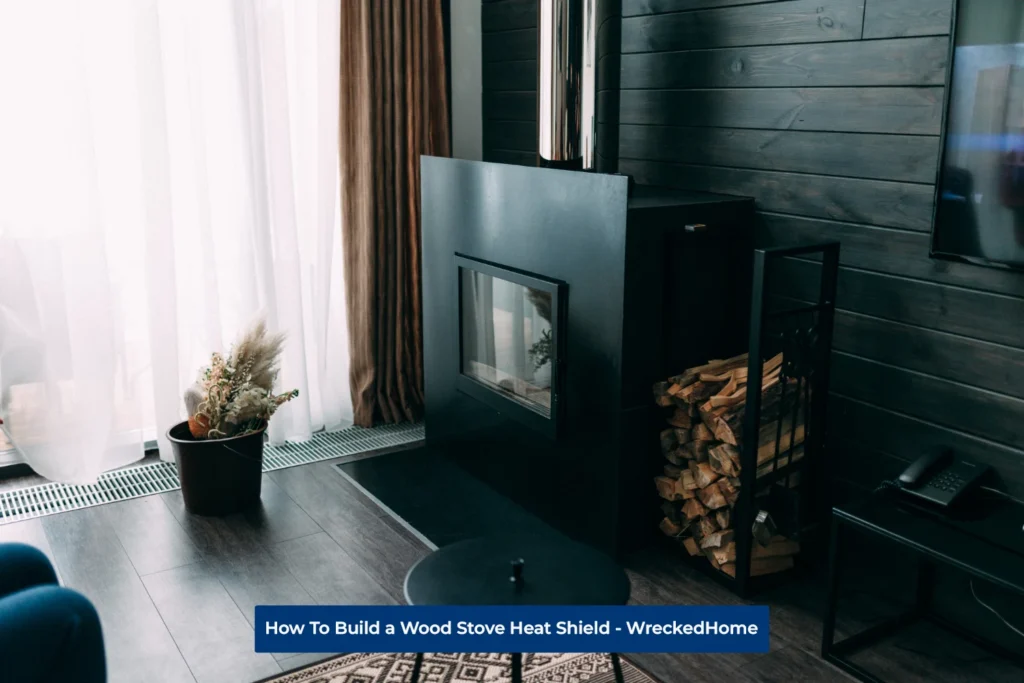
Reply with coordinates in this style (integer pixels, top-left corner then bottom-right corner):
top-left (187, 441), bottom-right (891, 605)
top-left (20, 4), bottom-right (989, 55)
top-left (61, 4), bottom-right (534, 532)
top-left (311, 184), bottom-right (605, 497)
top-left (421, 156), bottom-right (755, 557)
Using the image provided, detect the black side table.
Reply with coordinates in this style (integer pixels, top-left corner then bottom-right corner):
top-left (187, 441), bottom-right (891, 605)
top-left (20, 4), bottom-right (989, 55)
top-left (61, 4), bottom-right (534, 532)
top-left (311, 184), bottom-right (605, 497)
top-left (404, 535), bottom-right (631, 683)
top-left (821, 498), bottom-right (1024, 683)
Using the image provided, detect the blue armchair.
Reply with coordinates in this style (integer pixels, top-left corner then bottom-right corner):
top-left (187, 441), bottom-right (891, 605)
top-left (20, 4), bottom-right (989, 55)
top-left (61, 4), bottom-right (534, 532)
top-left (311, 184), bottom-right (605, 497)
top-left (0, 543), bottom-right (106, 682)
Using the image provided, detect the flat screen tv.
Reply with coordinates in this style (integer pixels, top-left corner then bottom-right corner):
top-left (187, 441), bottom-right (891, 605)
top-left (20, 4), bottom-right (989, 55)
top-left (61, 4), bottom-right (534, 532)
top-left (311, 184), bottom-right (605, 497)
top-left (933, 0), bottom-right (1024, 270)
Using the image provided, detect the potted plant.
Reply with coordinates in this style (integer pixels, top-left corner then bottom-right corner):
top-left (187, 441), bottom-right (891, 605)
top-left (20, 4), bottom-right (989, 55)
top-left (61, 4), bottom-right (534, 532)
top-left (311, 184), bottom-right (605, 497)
top-left (167, 319), bottom-right (298, 516)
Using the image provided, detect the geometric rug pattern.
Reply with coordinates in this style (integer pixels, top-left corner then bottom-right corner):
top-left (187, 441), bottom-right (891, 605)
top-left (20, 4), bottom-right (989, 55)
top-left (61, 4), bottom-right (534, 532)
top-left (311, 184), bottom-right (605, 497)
top-left (261, 652), bottom-right (658, 683)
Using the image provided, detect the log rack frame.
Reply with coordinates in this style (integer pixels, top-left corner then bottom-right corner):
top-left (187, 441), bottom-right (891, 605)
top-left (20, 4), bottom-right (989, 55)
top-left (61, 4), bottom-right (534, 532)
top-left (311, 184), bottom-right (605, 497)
top-left (678, 242), bottom-right (840, 597)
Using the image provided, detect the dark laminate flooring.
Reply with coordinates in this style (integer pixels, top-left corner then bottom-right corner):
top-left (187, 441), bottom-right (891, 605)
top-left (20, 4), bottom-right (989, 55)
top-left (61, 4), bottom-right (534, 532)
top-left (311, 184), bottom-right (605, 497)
top-left (0, 449), bottom-right (1019, 683)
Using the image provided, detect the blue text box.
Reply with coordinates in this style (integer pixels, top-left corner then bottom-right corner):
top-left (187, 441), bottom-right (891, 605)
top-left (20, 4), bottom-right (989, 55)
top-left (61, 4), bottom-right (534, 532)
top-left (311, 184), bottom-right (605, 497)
top-left (254, 605), bottom-right (769, 653)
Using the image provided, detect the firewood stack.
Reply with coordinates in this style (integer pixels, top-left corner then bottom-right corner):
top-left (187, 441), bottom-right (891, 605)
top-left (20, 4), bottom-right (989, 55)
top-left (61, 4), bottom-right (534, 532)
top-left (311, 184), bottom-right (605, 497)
top-left (652, 351), bottom-right (804, 579)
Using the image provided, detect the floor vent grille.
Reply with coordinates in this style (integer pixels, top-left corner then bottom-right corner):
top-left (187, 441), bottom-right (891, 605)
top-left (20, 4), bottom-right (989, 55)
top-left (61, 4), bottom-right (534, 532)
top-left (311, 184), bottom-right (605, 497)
top-left (0, 422), bottom-right (423, 524)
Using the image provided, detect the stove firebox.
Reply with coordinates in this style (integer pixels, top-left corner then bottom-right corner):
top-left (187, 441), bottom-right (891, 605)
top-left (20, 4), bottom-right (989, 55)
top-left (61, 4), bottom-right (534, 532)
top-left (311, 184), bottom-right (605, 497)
top-left (456, 255), bottom-right (567, 439)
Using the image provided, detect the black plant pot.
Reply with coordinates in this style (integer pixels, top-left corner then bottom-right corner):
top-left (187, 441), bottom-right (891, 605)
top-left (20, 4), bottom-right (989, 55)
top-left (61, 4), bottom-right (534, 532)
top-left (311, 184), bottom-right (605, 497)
top-left (167, 421), bottom-right (264, 516)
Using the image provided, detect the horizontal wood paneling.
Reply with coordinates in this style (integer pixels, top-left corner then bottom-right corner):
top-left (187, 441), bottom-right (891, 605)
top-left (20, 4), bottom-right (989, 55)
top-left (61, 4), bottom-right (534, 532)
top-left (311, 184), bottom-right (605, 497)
top-left (482, 27), bottom-right (536, 62)
top-left (621, 0), bottom-right (865, 53)
top-left (863, 0), bottom-right (953, 39)
top-left (832, 311), bottom-right (1024, 401)
top-left (619, 159), bottom-right (936, 230)
top-left (618, 125), bottom-right (940, 182)
top-left (483, 59), bottom-right (536, 91)
top-left (757, 213), bottom-right (1024, 297)
top-left (618, 87), bottom-right (944, 134)
top-left (482, 0), bottom-right (537, 166)
top-left (830, 395), bottom-right (1024, 494)
top-left (482, 0), bottom-right (537, 32)
top-left (483, 91), bottom-right (537, 121)
top-left (483, 120), bottom-right (536, 151)
top-left (769, 258), bottom-right (1024, 348)
top-left (623, 0), bottom-right (783, 15)
top-left (483, 149), bottom-right (536, 166)
top-left (831, 352), bottom-right (1024, 452)
top-left (619, 36), bottom-right (949, 89)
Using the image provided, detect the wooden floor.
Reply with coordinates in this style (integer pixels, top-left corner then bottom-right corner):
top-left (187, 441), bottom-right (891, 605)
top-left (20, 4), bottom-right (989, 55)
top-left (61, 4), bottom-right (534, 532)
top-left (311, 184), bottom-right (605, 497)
top-left (0, 454), bottom-right (1017, 683)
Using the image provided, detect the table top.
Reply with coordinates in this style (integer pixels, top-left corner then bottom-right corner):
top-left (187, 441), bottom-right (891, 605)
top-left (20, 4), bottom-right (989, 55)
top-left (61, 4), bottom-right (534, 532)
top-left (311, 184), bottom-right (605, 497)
top-left (404, 535), bottom-right (631, 606)
top-left (834, 496), bottom-right (1024, 597)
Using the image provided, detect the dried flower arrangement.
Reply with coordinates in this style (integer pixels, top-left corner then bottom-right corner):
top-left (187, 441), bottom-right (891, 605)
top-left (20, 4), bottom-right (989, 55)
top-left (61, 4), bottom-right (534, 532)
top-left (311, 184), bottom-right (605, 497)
top-left (183, 319), bottom-right (298, 440)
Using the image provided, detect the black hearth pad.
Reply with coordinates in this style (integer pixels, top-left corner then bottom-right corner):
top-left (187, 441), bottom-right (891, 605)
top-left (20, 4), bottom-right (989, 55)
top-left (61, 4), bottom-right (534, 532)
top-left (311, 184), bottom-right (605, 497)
top-left (334, 446), bottom-right (566, 548)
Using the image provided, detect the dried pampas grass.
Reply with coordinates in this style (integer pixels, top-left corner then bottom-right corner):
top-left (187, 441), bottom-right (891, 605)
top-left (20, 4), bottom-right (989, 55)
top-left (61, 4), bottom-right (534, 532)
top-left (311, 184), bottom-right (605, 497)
top-left (183, 317), bottom-right (298, 440)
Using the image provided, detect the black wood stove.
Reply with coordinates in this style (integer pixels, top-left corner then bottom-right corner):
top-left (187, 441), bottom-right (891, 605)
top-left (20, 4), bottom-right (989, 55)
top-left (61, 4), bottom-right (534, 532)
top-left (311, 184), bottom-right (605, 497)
top-left (420, 156), bottom-right (755, 557)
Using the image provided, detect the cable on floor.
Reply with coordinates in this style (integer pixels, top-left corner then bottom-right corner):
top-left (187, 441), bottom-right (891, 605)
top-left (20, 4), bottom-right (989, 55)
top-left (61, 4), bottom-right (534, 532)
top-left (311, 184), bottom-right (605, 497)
top-left (971, 580), bottom-right (1024, 640)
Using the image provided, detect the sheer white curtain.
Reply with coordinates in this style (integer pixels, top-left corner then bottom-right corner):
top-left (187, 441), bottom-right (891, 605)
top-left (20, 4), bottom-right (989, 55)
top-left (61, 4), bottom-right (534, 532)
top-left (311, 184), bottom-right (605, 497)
top-left (0, 0), bottom-right (351, 483)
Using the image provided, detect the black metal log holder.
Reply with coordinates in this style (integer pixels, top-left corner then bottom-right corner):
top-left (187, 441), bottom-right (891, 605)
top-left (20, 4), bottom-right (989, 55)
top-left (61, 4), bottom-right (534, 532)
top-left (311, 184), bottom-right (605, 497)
top-left (685, 242), bottom-right (840, 597)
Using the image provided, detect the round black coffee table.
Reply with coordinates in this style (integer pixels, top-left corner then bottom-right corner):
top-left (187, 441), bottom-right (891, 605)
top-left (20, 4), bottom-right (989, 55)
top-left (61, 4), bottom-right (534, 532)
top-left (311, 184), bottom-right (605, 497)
top-left (404, 535), bottom-right (631, 683)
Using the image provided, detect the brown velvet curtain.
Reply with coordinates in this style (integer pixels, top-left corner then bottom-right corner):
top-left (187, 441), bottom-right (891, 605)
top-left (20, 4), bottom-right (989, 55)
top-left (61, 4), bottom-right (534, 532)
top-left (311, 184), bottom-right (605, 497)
top-left (339, 0), bottom-right (450, 426)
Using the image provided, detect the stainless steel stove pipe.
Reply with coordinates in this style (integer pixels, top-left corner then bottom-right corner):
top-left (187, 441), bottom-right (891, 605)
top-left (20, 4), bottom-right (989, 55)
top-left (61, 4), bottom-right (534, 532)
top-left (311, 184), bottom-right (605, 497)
top-left (538, 0), bottom-right (582, 167)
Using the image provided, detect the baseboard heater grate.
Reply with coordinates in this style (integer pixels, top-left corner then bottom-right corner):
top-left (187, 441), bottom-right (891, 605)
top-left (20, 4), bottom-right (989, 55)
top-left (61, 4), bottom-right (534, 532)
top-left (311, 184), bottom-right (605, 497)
top-left (0, 422), bottom-right (423, 524)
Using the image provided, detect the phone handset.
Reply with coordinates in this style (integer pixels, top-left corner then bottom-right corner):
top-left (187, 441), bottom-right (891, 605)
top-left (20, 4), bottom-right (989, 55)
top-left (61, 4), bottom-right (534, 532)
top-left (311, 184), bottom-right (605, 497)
top-left (898, 450), bottom-right (954, 489)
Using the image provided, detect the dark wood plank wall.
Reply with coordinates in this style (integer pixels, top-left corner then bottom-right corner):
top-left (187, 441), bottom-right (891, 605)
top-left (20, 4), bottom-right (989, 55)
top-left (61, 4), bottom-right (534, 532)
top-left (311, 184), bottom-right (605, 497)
top-left (481, 0), bottom-right (1024, 499)
top-left (482, 0), bottom-right (539, 166)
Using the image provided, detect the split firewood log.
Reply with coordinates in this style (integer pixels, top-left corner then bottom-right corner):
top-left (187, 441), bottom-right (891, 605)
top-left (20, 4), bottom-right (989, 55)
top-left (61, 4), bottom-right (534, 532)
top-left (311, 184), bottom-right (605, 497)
top-left (684, 439), bottom-right (714, 462)
top-left (655, 476), bottom-right (678, 501)
top-left (697, 515), bottom-right (719, 539)
top-left (756, 445), bottom-right (805, 478)
top-left (667, 354), bottom-right (748, 394)
top-left (708, 443), bottom-right (740, 478)
top-left (667, 409), bottom-right (693, 429)
top-left (757, 420), bottom-right (806, 466)
top-left (724, 488), bottom-right (740, 507)
top-left (653, 381), bottom-right (674, 407)
top-left (661, 500), bottom-right (682, 526)
top-left (712, 409), bottom-right (744, 446)
top-left (700, 397), bottom-right (727, 415)
top-left (697, 481), bottom-right (728, 510)
top-left (689, 460), bottom-right (720, 488)
top-left (709, 385), bottom-right (746, 409)
top-left (703, 548), bottom-right (723, 570)
top-left (674, 428), bottom-right (693, 445)
top-left (729, 352), bottom-right (779, 384)
top-left (664, 463), bottom-right (683, 479)
top-left (691, 422), bottom-right (715, 442)
top-left (670, 393), bottom-right (699, 413)
top-left (677, 379), bottom-right (728, 407)
top-left (664, 448), bottom-right (688, 467)
top-left (700, 529), bottom-right (734, 549)
top-left (681, 497), bottom-right (707, 521)
top-left (714, 508), bottom-right (731, 529)
top-left (659, 517), bottom-right (684, 537)
top-left (710, 543), bottom-right (736, 565)
top-left (657, 474), bottom-right (697, 501)
top-left (682, 537), bottom-right (701, 556)
top-left (679, 469), bottom-right (698, 491)
top-left (660, 429), bottom-right (677, 453)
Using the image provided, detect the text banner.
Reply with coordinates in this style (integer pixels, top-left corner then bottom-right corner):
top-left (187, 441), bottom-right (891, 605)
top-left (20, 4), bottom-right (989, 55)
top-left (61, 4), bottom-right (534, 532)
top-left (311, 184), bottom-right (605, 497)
top-left (255, 605), bottom-right (769, 653)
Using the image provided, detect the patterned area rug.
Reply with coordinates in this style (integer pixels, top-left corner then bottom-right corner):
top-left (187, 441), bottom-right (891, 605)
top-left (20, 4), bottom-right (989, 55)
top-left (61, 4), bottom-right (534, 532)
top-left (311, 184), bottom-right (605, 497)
top-left (261, 652), bottom-right (659, 683)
